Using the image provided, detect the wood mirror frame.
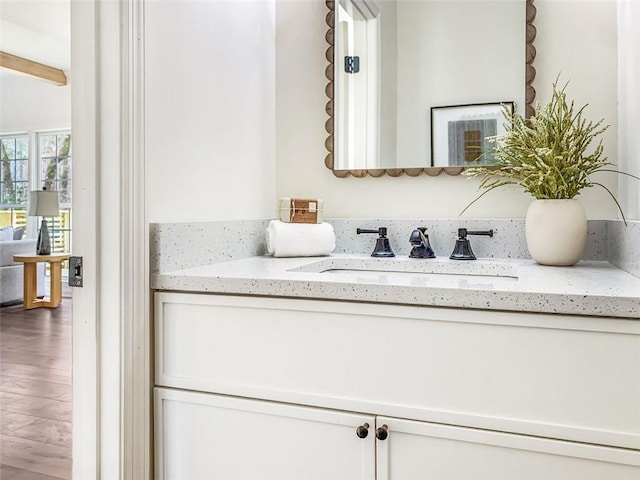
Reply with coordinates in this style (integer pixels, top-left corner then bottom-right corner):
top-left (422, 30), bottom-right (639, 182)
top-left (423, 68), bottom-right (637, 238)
top-left (324, 0), bottom-right (537, 178)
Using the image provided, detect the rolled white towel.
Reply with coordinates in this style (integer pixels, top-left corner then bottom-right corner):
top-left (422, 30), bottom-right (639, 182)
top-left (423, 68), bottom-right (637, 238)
top-left (266, 220), bottom-right (336, 258)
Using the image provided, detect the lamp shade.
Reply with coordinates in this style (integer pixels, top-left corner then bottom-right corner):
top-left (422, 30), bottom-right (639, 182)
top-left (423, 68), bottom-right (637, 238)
top-left (28, 190), bottom-right (60, 217)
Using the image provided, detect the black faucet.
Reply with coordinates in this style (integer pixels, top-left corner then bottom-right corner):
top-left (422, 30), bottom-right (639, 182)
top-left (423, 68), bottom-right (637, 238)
top-left (449, 228), bottom-right (494, 260)
top-left (408, 227), bottom-right (436, 259)
top-left (357, 227), bottom-right (395, 257)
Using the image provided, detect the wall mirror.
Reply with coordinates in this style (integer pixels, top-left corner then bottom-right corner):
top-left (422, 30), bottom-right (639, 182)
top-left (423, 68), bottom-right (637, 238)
top-left (324, 0), bottom-right (537, 177)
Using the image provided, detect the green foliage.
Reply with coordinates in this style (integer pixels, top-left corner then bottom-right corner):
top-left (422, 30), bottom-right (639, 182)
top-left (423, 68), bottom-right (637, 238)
top-left (462, 80), bottom-right (639, 219)
top-left (1, 140), bottom-right (16, 204)
top-left (42, 135), bottom-right (71, 203)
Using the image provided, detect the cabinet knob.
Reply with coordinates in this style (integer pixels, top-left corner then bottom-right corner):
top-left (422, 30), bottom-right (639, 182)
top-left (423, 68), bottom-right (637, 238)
top-left (376, 424), bottom-right (389, 441)
top-left (356, 423), bottom-right (369, 439)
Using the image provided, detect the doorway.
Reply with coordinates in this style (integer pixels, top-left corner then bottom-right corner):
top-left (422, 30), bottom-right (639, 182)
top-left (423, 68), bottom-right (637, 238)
top-left (0, 1), bottom-right (73, 478)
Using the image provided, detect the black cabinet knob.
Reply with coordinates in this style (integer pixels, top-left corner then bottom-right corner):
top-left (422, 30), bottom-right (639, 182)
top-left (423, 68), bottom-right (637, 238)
top-left (356, 423), bottom-right (369, 439)
top-left (376, 424), bottom-right (389, 440)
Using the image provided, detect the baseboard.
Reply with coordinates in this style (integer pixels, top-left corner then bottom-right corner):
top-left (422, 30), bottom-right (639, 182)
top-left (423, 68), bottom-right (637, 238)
top-left (0, 299), bottom-right (24, 307)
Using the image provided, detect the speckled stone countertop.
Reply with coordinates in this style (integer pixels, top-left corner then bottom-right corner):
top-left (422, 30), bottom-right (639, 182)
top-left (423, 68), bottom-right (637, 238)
top-left (151, 254), bottom-right (640, 319)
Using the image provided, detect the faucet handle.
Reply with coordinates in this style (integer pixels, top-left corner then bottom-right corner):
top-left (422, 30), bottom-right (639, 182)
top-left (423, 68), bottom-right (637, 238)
top-left (357, 227), bottom-right (388, 237)
top-left (451, 228), bottom-right (494, 260)
top-left (458, 228), bottom-right (494, 239)
top-left (357, 227), bottom-right (395, 257)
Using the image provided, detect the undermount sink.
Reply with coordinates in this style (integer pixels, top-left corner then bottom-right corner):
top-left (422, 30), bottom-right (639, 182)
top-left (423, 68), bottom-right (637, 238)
top-left (288, 256), bottom-right (519, 280)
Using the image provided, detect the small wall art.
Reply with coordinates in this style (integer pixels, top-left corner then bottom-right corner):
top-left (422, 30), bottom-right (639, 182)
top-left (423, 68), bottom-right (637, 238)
top-left (431, 102), bottom-right (515, 167)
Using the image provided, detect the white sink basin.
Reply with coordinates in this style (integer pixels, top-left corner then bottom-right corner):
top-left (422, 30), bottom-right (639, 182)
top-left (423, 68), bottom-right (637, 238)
top-left (288, 256), bottom-right (519, 279)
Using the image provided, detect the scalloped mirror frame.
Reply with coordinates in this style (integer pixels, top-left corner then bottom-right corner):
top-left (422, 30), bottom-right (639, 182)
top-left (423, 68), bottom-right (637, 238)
top-left (324, 0), bottom-right (537, 178)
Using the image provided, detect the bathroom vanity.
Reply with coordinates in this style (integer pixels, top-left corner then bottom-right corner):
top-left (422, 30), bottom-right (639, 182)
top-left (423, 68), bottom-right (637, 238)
top-left (152, 254), bottom-right (640, 479)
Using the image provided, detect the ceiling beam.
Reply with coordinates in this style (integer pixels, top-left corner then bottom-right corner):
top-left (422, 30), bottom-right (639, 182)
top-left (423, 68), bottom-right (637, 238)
top-left (0, 51), bottom-right (67, 86)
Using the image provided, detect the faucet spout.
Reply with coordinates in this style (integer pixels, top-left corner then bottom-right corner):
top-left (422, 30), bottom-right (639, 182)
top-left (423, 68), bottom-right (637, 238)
top-left (409, 228), bottom-right (436, 259)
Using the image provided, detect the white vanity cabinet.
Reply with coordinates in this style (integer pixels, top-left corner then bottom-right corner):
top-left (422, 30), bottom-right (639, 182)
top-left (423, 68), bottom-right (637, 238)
top-left (154, 292), bottom-right (640, 479)
top-left (155, 388), bottom-right (375, 480)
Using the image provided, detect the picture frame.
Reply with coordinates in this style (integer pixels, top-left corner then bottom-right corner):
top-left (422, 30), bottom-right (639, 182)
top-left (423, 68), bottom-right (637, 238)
top-left (430, 101), bottom-right (515, 167)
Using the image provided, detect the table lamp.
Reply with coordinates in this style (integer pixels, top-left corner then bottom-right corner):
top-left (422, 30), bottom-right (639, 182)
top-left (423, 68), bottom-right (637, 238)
top-left (28, 188), bottom-right (60, 255)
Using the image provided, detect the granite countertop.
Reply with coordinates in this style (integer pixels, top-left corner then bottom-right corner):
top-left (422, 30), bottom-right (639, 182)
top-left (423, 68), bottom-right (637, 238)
top-left (151, 254), bottom-right (640, 319)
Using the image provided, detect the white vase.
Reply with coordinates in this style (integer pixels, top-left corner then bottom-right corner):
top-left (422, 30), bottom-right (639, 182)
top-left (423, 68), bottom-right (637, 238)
top-left (525, 199), bottom-right (587, 266)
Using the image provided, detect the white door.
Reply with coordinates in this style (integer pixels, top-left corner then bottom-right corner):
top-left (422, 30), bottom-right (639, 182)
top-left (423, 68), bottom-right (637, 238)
top-left (155, 388), bottom-right (376, 480)
top-left (376, 416), bottom-right (640, 480)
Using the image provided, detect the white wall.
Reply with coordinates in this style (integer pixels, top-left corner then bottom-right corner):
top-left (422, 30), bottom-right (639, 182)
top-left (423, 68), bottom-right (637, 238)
top-left (0, 74), bottom-right (71, 132)
top-left (276, 0), bottom-right (619, 219)
top-left (145, 0), bottom-right (277, 223)
top-left (0, 73), bottom-right (71, 236)
top-left (618, 0), bottom-right (640, 221)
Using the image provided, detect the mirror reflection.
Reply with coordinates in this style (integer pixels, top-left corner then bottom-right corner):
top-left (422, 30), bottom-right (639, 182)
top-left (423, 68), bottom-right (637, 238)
top-left (332, 0), bottom-right (527, 172)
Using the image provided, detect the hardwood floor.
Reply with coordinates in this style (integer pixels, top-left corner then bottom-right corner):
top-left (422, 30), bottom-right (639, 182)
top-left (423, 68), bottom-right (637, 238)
top-left (0, 302), bottom-right (71, 480)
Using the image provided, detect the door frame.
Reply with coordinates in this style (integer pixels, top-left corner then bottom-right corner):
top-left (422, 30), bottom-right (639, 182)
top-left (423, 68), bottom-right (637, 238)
top-left (72, 0), bottom-right (149, 478)
top-left (71, 0), bottom-right (99, 476)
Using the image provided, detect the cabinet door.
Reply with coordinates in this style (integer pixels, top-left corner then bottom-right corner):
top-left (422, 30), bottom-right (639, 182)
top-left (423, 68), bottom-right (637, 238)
top-left (376, 417), bottom-right (640, 480)
top-left (155, 388), bottom-right (375, 480)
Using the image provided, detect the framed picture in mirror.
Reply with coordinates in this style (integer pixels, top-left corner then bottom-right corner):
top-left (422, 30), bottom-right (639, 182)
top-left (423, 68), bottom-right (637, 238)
top-left (431, 102), bottom-right (514, 168)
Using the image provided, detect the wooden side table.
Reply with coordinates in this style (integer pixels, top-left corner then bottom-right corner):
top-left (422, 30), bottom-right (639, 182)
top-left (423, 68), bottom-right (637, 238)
top-left (13, 253), bottom-right (71, 309)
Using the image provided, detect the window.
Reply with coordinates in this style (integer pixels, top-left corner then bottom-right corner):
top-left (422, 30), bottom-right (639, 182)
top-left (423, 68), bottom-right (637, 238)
top-left (0, 134), bottom-right (29, 228)
top-left (0, 131), bottom-right (72, 254)
top-left (39, 132), bottom-right (72, 254)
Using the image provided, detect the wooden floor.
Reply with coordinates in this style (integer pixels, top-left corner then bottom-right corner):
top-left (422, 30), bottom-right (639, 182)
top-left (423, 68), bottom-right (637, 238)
top-left (0, 302), bottom-right (72, 480)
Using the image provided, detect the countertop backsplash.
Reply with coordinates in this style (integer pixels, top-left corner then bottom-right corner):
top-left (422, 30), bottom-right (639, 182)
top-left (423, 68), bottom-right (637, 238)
top-left (608, 220), bottom-right (640, 279)
top-left (148, 217), bottom-right (640, 275)
top-left (150, 220), bottom-right (269, 274)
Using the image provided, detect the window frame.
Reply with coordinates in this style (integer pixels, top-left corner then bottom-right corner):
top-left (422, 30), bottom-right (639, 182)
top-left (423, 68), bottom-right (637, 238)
top-left (0, 132), bottom-right (30, 231)
top-left (37, 130), bottom-right (73, 256)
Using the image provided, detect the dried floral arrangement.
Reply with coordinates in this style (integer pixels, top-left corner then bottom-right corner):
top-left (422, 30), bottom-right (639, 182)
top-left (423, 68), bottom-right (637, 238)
top-left (462, 79), bottom-right (639, 220)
